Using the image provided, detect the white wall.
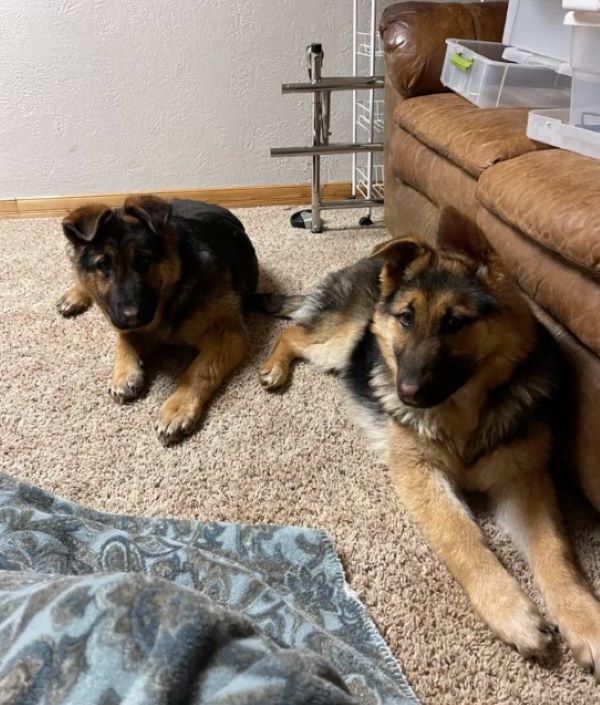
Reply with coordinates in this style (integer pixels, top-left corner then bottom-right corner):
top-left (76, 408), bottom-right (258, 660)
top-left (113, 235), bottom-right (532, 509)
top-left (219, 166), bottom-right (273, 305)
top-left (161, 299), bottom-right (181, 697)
top-left (0, 0), bottom-right (353, 199)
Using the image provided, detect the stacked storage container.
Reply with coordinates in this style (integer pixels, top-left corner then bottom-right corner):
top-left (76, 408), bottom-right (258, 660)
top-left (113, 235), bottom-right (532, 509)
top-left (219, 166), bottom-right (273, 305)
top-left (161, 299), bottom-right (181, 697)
top-left (439, 0), bottom-right (600, 159)
top-left (441, 0), bottom-right (572, 109)
top-left (527, 4), bottom-right (600, 158)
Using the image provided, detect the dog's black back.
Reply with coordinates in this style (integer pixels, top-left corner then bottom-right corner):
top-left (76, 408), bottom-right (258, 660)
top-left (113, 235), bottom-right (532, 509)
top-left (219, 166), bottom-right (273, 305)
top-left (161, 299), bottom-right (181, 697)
top-left (160, 199), bottom-right (259, 326)
top-left (171, 199), bottom-right (258, 296)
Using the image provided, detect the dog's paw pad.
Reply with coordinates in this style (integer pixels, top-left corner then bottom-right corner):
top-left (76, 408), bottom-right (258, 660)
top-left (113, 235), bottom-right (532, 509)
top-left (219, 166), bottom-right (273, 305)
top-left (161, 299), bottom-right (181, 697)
top-left (558, 594), bottom-right (600, 679)
top-left (155, 397), bottom-right (201, 446)
top-left (493, 595), bottom-right (552, 660)
top-left (510, 617), bottom-right (553, 660)
top-left (57, 291), bottom-right (92, 318)
top-left (259, 363), bottom-right (288, 390)
top-left (109, 368), bottom-right (145, 404)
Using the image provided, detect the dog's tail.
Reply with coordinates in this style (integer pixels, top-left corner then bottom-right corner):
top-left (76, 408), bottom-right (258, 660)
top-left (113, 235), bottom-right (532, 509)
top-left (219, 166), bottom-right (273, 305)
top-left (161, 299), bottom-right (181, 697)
top-left (244, 293), bottom-right (306, 319)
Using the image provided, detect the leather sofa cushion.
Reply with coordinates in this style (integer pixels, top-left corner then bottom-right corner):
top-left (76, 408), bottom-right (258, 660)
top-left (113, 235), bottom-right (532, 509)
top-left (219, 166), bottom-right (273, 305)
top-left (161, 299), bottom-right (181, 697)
top-left (383, 173), bottom-right (440, 243)
top-left (478, 207), bottom-right (600, 356)
top-left (478, 150), bottom-right (600, 274)
top-left (394, 94), bottom-right (548, 177)
top-left (380, 1), bottom-right (507, 99)
top-left (389, 125), bottom-right (479, 220)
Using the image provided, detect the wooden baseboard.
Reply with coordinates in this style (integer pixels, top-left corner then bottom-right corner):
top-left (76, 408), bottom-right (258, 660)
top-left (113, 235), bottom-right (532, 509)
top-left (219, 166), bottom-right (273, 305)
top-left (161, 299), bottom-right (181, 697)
top-left (0, 182), bottom-right (352, 219)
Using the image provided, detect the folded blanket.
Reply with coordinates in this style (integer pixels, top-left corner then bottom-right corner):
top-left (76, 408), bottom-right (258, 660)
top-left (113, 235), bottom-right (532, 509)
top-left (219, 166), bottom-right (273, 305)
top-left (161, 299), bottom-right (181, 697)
top-left (0, 474), bottom-right (419, 705)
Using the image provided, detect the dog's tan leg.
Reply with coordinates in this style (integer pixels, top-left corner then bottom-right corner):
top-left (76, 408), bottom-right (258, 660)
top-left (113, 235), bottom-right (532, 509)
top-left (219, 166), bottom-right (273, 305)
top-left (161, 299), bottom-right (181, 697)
top-left (56, 284), bottom-right (92, 317)
top-left (156, 326), bottom-right (247, 445)
top-left (109, 333), bottom-right (147, 403)
top-left (491, 451), bottom-right (600, 678)
top-left (259, 324), bottom-right (312, 390)
top-left (388, 437), bottom-right (552, 658)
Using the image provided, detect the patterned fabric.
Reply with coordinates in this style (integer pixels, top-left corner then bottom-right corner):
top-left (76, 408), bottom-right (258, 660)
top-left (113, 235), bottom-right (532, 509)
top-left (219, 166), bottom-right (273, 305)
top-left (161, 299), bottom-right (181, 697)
top-left (0, 474), bottom-right (419, 705)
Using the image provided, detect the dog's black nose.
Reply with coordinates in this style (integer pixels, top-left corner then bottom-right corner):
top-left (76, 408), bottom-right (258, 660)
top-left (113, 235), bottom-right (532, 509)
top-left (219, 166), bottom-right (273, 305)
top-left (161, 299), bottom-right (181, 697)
top-left (399, 381), bottom-right (420, 401)
top-left (121, 307), bottom-right (140, 325)
top-left (112, 307), bottom-right (142, 329)
top-left (111, 297), bottom-right (156, 330)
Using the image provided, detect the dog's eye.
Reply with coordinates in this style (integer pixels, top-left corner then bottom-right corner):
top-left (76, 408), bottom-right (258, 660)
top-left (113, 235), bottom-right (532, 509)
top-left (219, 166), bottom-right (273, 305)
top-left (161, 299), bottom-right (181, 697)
top-left (96, 258), bottom-right (111, 275)
top-left (442, 315), bottom-right (465, 334)
top-left (397, 310), bottom-right (414, 328)
top-left (136, 254), bottom-right (152, 269)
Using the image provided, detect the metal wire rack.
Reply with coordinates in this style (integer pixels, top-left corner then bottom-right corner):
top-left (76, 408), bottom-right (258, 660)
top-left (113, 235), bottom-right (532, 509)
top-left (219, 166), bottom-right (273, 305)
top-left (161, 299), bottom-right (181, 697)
top-left (351, 0), bottom-right (388, 225)
top-left (270, 2), bottom-right (394, 233)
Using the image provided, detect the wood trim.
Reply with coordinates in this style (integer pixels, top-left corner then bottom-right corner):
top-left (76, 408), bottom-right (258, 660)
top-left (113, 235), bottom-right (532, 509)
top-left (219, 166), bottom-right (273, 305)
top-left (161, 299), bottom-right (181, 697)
top-left (0, 182), bottom-right (352, 219)
top-left (0, 199), bottom-right (18, 217)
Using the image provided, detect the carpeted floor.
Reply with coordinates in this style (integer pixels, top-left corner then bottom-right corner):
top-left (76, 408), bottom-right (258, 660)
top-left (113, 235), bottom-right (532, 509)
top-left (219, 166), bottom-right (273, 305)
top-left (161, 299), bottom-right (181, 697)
top-left (2, 206), bottom-right (600, 705)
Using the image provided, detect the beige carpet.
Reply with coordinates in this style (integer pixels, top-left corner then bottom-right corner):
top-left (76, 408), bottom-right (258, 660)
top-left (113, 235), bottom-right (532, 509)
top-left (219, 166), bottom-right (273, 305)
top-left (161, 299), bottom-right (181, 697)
top-left (2, 207), bottom-right (600, 705)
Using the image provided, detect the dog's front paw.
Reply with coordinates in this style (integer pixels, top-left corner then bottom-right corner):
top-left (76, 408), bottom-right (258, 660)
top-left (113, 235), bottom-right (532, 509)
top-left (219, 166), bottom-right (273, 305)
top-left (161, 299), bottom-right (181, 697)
top-left (57, 287), bottom-right (92, 317)
top-left (155, 393), bottom-right (202, 446)
top-left (109, 366), bottom-right (145, 404)
top-left (558, 593), bottom-right (600, 680)
top-left (483, 586), bottom-right (553, 660)
top-left (259, 361), bottom-right (289, 390)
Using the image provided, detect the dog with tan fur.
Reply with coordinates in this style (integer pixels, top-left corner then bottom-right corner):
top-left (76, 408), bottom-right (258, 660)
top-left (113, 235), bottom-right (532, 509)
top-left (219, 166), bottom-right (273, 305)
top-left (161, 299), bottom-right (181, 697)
top-left (58, 195), bottom-right (258, 446)
top-left (258, 207), bottom-right (600, 677)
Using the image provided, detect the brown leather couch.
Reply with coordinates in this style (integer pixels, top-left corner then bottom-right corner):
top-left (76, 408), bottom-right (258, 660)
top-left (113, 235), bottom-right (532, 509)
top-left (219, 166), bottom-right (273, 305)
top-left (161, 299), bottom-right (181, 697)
top-left (380, 1), bottom-right (600, 509)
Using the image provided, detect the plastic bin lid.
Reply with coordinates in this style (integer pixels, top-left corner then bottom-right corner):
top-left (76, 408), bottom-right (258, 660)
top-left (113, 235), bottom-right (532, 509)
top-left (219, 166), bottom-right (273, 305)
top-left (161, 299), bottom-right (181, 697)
top-left (565, 10), bottom-right (600, 25)
top-left (563, 1), bottom-right (600, 10)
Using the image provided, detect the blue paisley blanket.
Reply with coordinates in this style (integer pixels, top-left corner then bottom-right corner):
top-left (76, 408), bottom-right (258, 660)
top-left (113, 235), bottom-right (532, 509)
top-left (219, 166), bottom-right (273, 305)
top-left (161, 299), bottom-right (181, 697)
top-left (0, 474), bottom-right (418, 705)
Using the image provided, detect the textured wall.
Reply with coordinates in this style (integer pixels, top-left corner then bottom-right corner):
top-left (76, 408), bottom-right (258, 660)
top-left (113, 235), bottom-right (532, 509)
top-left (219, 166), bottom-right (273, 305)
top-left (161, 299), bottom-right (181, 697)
top-left (0, 0), bottom-right (353, 198)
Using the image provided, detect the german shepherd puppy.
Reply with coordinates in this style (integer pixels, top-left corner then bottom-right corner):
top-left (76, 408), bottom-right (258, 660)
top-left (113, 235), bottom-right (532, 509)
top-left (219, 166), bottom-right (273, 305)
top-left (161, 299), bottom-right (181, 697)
top-left (258, 208), bottom-right (600, 676)
top-left (57, 195), bottom-right (258, 446)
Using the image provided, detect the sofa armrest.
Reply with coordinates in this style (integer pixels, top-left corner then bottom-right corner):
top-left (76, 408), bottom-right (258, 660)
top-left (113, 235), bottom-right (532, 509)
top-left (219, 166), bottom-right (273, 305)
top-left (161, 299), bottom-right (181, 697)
top-left (380, 2), bottom-right (508, 99)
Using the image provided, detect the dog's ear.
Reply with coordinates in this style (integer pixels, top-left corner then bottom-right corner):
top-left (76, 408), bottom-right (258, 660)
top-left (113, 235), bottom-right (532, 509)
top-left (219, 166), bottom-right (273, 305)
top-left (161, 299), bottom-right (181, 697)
top-left (62, 205), bottom-right (113, 246)
top-left (124, 194), bottom-right (172, 235)
top-left (437, 207), bottom-right (489, 263)
top-left (369, 237), bottom-right (424, 294)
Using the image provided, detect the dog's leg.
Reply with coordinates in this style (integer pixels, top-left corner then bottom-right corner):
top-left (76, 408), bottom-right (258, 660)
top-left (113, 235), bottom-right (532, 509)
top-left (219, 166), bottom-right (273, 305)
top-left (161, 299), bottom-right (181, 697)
top-left (57, 284), bottom-right (92, 317)
top-left (109, 333), bottom-right (147, 403)
top-left (491, 447), bottom-right (600, 678)
top-left (388, 439), bottom-right (552, 658)
top-left (156, 326), bottom-right (247, 445)
top-left (259, 324), bottom-right (312, 390)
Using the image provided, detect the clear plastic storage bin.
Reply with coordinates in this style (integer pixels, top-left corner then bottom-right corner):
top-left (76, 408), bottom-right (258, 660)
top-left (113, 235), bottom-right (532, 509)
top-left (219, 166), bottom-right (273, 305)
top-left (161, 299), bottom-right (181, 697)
top-left (441, 39), bottom-right (572, 109)
top-left (528, 11), bottom-right (600, 160)
top-left (527, 108), bottom-right (600, 159)
top-left (566, 11), bottom-right (600, 132)
top-left (502, 0), bottom-right (572, 65)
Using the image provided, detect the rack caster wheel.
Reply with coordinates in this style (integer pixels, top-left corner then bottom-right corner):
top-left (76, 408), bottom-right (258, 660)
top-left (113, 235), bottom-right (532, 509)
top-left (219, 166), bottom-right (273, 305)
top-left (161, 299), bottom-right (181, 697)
top-left (359, 215), bottom-right (373, 227)
top-left (290, 210), bottom-right (322, 233)
top-left (291, 210), bottom-right (311, 229)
